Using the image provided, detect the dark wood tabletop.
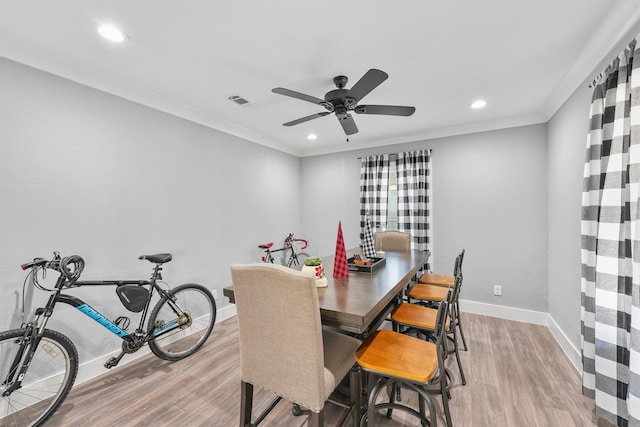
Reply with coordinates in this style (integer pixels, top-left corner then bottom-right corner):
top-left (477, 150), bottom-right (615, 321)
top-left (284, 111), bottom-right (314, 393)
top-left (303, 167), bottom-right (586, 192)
top-left (224, 249), bottom-right (430, 336)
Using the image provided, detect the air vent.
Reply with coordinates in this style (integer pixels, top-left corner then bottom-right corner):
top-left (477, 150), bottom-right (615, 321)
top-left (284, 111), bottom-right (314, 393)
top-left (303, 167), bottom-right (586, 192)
top-left (228, 95), bottom-right (250, 106)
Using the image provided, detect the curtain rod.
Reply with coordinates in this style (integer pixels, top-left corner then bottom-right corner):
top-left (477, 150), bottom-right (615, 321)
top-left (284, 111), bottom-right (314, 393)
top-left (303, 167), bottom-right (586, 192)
top-left (357, 148), bottom-right (432, 159)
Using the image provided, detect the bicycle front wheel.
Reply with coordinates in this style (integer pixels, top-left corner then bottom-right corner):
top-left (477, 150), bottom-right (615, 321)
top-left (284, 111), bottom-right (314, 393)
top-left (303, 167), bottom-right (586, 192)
top-left (147, 284), bottom-right (216, 361)
top-left (0, 328), bottom-right (78, 427)
top-left (288, 252), bottom-right (310, 268)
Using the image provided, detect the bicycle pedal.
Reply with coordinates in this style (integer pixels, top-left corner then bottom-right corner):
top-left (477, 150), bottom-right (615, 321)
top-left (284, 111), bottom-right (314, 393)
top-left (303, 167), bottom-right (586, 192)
top-left (104, 351), bottom-right (126, 369)
top-left (104, 357), bottom-right (120, 369)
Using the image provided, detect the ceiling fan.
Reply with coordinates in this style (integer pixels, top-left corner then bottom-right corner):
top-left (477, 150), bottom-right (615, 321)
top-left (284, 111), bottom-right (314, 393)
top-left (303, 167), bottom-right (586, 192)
top-left (272, 69), bottom-right (415, 136)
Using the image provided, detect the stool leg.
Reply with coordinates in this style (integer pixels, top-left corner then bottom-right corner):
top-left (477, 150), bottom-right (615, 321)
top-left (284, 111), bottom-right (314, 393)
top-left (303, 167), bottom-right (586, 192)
top-left (440, 369), bottom-right (452, 427)
top-left (385, 381), bottom-right (396, 419)
top-left (456, 303), bottom-right (468, 351)
top-left (451, 326), bottom-right (466, 385)
top-left (366, 377), bottom-right (387, 427)
top-left (415, 385), bottom-right (438, 427)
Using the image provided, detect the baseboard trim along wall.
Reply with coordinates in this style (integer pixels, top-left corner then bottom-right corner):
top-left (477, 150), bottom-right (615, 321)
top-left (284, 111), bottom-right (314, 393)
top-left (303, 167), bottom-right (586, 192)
top-left (74, 299), bottom-right (238, 387)
top-left (459, 299), bottom-right (581, 373)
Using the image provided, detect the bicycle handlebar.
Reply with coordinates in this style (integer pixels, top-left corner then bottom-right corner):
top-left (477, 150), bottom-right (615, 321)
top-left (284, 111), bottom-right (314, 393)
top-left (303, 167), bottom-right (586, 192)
top-left (20, 258), bottom-right (48, 270)
top-left (21, 252), bottom-right (85, 280)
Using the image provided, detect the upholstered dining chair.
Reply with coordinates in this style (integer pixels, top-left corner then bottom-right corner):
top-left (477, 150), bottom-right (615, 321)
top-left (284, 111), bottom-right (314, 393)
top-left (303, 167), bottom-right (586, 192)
top-left (374, 230), bottom-right (412, 253)
top-left (230, 263), bottom-right (362, 427)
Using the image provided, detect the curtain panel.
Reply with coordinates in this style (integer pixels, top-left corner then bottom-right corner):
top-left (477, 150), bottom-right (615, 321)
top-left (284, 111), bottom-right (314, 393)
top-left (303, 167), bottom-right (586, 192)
top-left (397, 150), bottom-right (432, 272)
top-left (359, 155), bottom-right (389, 243)
top-left (581, 34), bottom-right (640, 427)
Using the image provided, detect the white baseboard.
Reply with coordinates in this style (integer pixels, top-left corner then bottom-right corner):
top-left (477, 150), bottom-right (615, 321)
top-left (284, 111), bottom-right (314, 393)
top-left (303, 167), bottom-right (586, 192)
top-left (547, 315), bottom-right (581, 373)
top-left (74, 302), bottom-right (237, 386)
top-left (217, 303), bottom-right (237, 321)
top-left (459, 299), bottom-right (581, 373)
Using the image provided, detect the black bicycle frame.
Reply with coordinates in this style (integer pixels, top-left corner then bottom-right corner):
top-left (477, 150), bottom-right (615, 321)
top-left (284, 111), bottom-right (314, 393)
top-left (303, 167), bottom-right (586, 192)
top-left (58, 279), bottom-right (187, 341)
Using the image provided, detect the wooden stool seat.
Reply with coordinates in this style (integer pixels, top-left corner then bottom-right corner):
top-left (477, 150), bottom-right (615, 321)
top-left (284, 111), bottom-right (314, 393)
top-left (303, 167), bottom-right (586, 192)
top-left (392, 303), bottom-right (450, 330)
top-left (356, 330), bottom-right (441, 426)
top-left (408, 283), bottom-right (450, 301)
top-left (356, 330), bottom-right (438, 383)
top-left (418, 272), bottom-right (454, 287)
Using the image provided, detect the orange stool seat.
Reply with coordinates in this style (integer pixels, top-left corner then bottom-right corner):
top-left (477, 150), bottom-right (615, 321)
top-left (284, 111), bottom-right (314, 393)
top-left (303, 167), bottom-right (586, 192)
top-left (392, 303), bottom-right (450, 330)
top-left (408, 283), bottom-right (450, 301)
top-left (418, 272), bottom-right (454, 287)
top-left (356, 329), bottom-right (438, 383)
top-left (356, 330), bottom-right (441, 426)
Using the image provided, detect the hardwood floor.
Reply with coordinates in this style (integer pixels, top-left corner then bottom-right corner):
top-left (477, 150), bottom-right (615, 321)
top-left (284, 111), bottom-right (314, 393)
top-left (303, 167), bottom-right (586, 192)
top-left (45, 313), bottom-right (610, 426)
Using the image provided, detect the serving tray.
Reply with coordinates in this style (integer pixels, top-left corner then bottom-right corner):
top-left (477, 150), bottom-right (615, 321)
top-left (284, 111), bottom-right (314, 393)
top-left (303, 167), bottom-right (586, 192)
top-left (347, 256), bottom-right (386, 273)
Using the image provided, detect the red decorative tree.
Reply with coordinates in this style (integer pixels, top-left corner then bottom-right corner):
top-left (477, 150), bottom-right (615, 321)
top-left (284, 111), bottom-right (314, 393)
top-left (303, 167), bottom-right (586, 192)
top-left (333, 221), bottom-right (349, 278)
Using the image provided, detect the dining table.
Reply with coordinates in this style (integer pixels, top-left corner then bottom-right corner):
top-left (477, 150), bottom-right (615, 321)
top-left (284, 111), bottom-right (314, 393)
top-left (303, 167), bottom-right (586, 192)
top-left (223, 249), bottom-right (430, 337)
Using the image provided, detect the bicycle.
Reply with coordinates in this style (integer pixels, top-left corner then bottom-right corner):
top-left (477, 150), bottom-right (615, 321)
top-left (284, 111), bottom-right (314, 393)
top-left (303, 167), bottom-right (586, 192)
top-left (258, 233), bottom-right (310, 268)
top-left (0, 251), bottom-right (216, 427)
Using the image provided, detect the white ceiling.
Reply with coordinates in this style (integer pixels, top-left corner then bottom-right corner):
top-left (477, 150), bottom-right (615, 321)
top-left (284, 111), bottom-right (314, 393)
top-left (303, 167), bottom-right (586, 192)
top-left (1, 1), bottom-right (640, 157)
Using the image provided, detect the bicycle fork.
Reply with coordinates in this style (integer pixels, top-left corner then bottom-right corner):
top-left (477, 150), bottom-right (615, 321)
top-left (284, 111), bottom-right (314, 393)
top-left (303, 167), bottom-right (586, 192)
top-left (1, 326), bottom-right (41, 396)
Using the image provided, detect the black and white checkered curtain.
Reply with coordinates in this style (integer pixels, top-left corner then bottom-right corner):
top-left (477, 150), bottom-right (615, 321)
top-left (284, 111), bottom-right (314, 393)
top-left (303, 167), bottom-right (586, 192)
top-left (359, 155), bottom-right (389, 245)
top-left (581, 34), bottom-right (640, 426)
top-left (397, 150), bottom-right (432, 272)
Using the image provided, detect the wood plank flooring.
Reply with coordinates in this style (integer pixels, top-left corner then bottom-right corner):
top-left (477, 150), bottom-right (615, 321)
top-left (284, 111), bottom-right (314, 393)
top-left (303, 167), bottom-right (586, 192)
top-left (45, 313), bottom-right (612, 426)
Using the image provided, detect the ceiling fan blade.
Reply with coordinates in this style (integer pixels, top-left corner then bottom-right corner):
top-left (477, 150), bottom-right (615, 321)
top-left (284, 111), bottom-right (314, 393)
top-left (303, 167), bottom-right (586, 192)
top-left (355, 105), bottom-right (416, 116)
top-left (283, 111), bottom-right (331, 127)
top-left (346, 69), bottom-right (388, 102)
top-left (338, 114), bottom-right (359, 135)
top-left (272, 87), bottom-right (325, 105)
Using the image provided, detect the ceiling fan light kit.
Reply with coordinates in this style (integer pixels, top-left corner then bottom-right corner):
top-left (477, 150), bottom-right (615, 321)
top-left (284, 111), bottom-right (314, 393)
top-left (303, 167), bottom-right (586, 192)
top-left (272, 68), bottom-right (415, 137)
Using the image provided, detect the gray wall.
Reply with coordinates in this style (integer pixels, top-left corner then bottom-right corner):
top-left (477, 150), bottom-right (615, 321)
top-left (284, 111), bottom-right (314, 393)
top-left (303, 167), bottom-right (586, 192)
top-left (0, 58), bottom-right (301, 361)
top-left (547, 84), bottom-right (590, 349)
top-left (301, 124), bottom-right (549, 312)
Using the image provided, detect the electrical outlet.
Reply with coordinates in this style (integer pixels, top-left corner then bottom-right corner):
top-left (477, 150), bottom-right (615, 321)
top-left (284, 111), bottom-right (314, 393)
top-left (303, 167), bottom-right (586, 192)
top-left (493, 284), bottom-right (502, 296)
top-left (212, 289), bottom-right (218, 300)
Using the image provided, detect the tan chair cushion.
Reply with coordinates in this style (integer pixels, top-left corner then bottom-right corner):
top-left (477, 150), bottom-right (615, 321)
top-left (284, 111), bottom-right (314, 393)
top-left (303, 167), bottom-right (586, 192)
top-left (231, 263), bottom-right (360, 413)
top-left (322, 327), bottom-right (361, 398)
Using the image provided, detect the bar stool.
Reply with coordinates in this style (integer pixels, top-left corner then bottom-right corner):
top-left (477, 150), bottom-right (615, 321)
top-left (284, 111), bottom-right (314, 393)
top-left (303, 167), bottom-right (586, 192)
top-left (403, 274), bottom-right (466, 386)
top-left (355, 297), bottom-right (450, 427)
top-left (413, 250), bottom-right (468, 352)
top-left (418, 249), bottom-right (464, 287)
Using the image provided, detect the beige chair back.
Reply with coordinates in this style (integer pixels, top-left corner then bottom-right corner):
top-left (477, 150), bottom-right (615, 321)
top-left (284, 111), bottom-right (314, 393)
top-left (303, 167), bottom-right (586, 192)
top-left (374, 230), bottom-right (412, 252)
top-left (231, 263), bottom-right (327, 412)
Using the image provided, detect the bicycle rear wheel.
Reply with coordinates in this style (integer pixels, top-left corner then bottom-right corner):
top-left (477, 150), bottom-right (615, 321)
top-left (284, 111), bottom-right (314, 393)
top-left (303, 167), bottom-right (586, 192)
top-left (147, 284), bottom-right (216, 361)
top-left (0, 328), bottom-right (78, 427)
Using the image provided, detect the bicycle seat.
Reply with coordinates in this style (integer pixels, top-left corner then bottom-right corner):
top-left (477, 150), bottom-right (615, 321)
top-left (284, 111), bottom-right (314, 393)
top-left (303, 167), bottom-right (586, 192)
top-left (139, 253), bottom-right (172, 264)
top-left (258, 243), bottom-right (273, 249)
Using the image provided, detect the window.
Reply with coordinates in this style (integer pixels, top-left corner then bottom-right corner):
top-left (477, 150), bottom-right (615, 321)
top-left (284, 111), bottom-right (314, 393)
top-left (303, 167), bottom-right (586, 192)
top-left (387, 158), bottom-right (398, 231)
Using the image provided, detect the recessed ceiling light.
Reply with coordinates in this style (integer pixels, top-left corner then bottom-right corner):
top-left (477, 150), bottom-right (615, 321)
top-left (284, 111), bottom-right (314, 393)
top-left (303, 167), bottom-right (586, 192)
top-left (98, 24), bottom-right (127, 43)
top-left (471, 100), bottom-right (487, 109)
top-left (307, 134), bottom-right (317, 141)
